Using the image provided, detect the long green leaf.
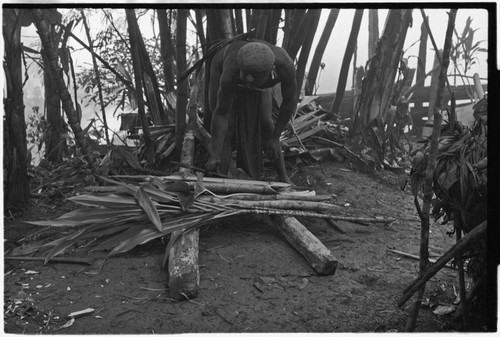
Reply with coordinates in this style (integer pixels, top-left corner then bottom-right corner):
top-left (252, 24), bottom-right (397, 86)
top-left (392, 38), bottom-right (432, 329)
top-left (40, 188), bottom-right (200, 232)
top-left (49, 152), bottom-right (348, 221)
top-left (89, 222), bottom-right (149, 252)
top-left (27, 208), bottom-right (144, 228)
top-left (69, 193), bottom-right (138, 208)
top-left (44, 229), bottom-right (86, 264)
top-left (134, 187), bottom-right (163, 232)
top-left (110, 228), bottom-right (166, 256)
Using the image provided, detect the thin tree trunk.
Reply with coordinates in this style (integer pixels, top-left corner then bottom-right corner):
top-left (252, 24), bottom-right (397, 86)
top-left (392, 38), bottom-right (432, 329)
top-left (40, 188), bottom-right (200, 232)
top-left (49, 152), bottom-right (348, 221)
top-left (3, 8), bottom-right (29, 210)
top-left (245, 9), bottom-right (252, 32)
top-left (414, 17), bottom-right (428, 113)
top-left (158, 9), bottom-right (176, 93)
top-left (251, 9), bottom-right (267, 40)
top-left (286, 9), bottom-right (311, 61)
top-left (405, 9), bottom-right (456, 331)
top-left (326, 9), bottom-right (364, 119)
top-left (32, 9), bottom-right (96, 169)
top-left (194, 9), bottom-right (206, 53)
top-left (220, 9), bottom-right (235, 39)
top-left (206, 9), bottom-right (225, 42)
top-left (234, 9), bottom-right (244, 35)
top-left (126, 9), bottom-right (153, 155)
top-left (81, 10), bottom-right (110, 145)
top-left (265, 9), bottom-right (281, 44)
top-left (295, 8), bottom-right (322, 98)
top-left (368, 9), bottom-right (379, 57)
top-left (175, 9), bottom-right (188, 153)
top-left (282, 9), bottom-right (306, 52)
top-left (135, 16), bottom-right (167, 126)
top-left (43, 24), bottom-right (63, 162)
top-left (305, 9), bottom-right (340, 96)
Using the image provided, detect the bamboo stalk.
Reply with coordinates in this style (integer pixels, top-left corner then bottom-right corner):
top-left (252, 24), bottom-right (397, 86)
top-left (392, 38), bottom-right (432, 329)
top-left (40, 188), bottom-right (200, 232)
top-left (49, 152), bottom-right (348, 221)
top-left (197, 196), bottom-right (341, 213)
top-left (113, 175), bottom-right (291, 189)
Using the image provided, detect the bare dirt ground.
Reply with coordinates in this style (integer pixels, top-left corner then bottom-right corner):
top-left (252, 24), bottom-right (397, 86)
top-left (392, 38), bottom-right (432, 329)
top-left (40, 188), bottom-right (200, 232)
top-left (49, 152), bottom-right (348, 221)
top-left (4, 159), bottom-right (475, 333)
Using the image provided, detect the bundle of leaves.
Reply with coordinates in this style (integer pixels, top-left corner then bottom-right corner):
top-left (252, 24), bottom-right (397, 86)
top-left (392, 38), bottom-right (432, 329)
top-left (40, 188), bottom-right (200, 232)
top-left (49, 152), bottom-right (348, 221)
top-left (26, 174), bottom-right (343, 265)
top-left (410, 96), bottom-right (487, 280)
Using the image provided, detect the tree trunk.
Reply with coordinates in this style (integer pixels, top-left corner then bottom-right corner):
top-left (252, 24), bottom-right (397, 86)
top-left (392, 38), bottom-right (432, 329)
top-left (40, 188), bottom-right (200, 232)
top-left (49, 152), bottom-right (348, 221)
top-left (286, 9), bottom-right (311, 61)
top-left (295, 9), bottom-right (322, 98)
top-left (282, 9), bottom-right (306, 52)
top-left (32, 9), bottom-right (96, 169)
top-left (413, 17), bottom-right (428, 114)
top-left (3, 8), bottom-right (29, 210)
top-left (194, 9), bottom-right (206, 54)
top-left (234, 9), bottom-right (244, 35)
top-left (126, 9), bottom-right (153, 157)
top-left (326, 9), bottom-right (364, 119)
top-left (43, 24), bottom-right (64, 163)
top-left (305, 9), bottom-right (340, 96)
top-left (349, 9), bottom-right (413, 137)
top-left (250, 9), bottom-right (267, 40)
top-left (220, 9), bottom-right (235, 39)
top-left (264, 9), bottom-right (281, 44)
top-left (81, 10), bottom-right (110, 145)
top-left (206, 9), bottom-right (226, 42)
top-left (368, 9), bottom-right (379, 58)
top-left (134, 15), bottom-right (168, 126)
top-left (158, 9), bottom-right (176, 93)
top-left (175, 9), bottom-right (188, 153)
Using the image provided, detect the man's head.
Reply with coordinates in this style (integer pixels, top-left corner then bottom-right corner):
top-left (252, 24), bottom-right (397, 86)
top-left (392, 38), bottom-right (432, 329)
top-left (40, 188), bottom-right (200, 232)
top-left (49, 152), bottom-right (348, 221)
top-left (237, 42), bottom-right (275, 87)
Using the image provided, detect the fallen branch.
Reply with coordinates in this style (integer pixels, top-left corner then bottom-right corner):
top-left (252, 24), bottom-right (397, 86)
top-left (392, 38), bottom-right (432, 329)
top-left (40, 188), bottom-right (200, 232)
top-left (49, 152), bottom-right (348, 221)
top-left (398, 220), bottom-right (486, 307)
top-left (386, 248), bottom-right (455, 270)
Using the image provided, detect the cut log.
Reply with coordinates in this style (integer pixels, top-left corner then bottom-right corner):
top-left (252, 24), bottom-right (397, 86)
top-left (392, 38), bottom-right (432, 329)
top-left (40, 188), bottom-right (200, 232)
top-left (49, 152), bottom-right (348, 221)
top-left (270, 215), bottom-right (338, 275)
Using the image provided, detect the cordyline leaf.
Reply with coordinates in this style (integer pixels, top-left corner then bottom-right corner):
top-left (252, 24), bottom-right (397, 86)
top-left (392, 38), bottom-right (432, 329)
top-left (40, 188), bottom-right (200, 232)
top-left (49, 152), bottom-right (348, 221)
top-left (110, 227), bottom-right (166, 256)
top-left (141, 184), bottom-right (179, 203)
top-left (115, 147), bottom-right (143, 170)
top-left (135, 186), bottom-right (163, 232)
top-left (27, 208), bottom-right (144, 227)
top-left (89, 221), bottom-right (149, 252)
top-left (98, 176), bottom-right (139, 194)
top-left (44, 229), bottom-right (86, 264)
top-left (69, 194), bottom-right (138, 208)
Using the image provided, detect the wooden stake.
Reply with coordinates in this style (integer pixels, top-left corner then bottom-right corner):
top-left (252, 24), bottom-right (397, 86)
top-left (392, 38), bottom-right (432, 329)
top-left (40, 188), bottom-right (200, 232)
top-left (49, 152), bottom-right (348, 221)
top-left (168, 83), bottom-right (200, 301)
top-left (398, 220), bottom-right (486, 307)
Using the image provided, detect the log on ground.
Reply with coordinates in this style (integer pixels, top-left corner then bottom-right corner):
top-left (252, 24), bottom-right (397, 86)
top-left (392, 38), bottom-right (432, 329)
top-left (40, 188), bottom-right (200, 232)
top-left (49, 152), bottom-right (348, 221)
top-left (270, 215), bottom-right (338, 275)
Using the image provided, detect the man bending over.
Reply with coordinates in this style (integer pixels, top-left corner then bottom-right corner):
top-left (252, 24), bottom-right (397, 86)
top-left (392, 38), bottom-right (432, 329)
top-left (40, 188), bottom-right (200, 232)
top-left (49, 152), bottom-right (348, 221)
top-left (205, 40), bottom-right (297, 183)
